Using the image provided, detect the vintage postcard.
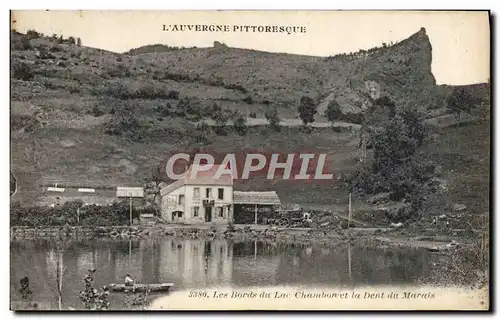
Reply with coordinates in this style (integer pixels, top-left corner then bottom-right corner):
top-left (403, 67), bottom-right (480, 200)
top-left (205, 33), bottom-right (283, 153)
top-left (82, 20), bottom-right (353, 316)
top-left (9, 10), bottom-right (490, 311)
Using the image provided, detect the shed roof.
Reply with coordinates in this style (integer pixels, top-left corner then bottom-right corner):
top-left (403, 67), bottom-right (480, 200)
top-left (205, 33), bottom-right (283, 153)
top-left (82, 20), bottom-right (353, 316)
top-left (116, 187), bottom-right (144, 198)
top-left (233, 191), bottom-right (281, 205)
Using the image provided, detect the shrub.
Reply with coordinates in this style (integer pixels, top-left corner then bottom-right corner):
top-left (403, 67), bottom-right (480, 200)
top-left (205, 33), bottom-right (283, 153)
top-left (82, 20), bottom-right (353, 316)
top-left (26, 29), bottom-right (42, 39)
top-left (91, 105), bottom-right (105, 117)
top-left (325, 99), bottom-right (342, 124)
top-left (210, 103), bottom-right (230, 136)
top-left (339, 112), bottom-right (365, 124)
top-left (194, 122), bottom-right (213, 144)
top-left (12, 62), bottom-right (33, 81)
top-left (79, 269), bottom-right (110, 310)
top-left (50, 44), bottom-right (62, 52)
top-left (224, 83), bottom-right (247, 94)
top-left (242, 96), bottom-right (253, 104)
top-left (446, 87), bottom-right (480, 117)
top-left (233, 116), bottom-right (248, 135)
top-left (265, 106), bottom-right (281, 131)
top-left (77, 37), bottom-right (82, 46)
top-left (68, 36), bottom-right (76, 45)
top-left (249, 112), bottom-right (257, 118)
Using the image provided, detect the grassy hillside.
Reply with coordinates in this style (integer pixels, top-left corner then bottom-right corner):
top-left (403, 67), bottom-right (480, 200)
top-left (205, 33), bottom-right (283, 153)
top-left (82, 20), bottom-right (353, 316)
top-left (10, 29), bottom-right (490, 215)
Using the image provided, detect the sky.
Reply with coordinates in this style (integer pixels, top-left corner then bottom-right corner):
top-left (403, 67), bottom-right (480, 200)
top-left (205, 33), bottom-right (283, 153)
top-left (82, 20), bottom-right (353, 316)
top-left (11, 10), bottom-right (490, 85)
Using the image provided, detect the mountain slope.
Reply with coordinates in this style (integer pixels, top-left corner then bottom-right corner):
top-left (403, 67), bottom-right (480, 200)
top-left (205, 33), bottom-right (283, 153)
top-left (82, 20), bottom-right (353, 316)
top-left (10, 28), bottom-right (489, 209)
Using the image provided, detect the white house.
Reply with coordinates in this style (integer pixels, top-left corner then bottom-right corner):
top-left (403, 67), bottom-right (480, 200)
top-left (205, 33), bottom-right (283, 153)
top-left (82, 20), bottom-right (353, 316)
top-left (159, 165), bottom-right (234, 224)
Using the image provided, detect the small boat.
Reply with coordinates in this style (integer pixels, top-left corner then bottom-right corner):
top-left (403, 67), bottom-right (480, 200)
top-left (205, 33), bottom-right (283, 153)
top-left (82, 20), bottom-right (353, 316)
top-left (108, 283), bottom-right (174, 293)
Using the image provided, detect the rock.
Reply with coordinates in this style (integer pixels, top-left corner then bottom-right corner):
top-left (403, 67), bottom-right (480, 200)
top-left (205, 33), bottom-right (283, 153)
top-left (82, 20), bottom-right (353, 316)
top-left (390, 222), bottom-right (403, 228)
top-left (430, 178), bottom-right (448, 192)
top-left (59, 139), bottom-right (76, 148)
top-left (367, 192), bottom-right (391, 204)
top-left (452, 204), bottom-right (467, 212)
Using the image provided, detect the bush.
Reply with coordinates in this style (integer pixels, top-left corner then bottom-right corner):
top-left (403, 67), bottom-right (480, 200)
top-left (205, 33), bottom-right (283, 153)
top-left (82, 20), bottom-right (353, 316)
top-left (210, 103), bottom-right (230, 136)
top-left (233, 116), bottom-right (248, 135)
top-left (325, 99), bottom-right (342, 124)
top-left (103, 81), bottom-right (180, 100)
top-left (10, 200), bottom-right (137, 227)
top-left (194, 122), bottom-right (213, 144)
top-left (26, 29), bottom-right (42, 39)
top-left (265, 106), bottom-right (281, 131)
top-left (242, 96), bottom-right (253, 104)
top-left (50, 44), bottom-right (62, 52)
top-left (249, 112), bottom-right (257, 118)
top-left (446, 87), bottom-right (480, 117)
top-left (12, 62), bottom-right (33, 81)
top-left (91, 105), bottom-right (105, 117)
top-left (79, 269), bottom-right (110, 310)
top-left (339, 112), bottom-right (365, 124)
top-left (224, 83), bottom-right (247, 94)
top-left (68, 36), bottom-right (76, 45)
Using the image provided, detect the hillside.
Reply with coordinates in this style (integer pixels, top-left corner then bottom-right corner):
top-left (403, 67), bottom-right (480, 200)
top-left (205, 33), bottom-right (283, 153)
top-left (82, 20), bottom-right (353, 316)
top-left (10, 29), bottom-right (490, 213)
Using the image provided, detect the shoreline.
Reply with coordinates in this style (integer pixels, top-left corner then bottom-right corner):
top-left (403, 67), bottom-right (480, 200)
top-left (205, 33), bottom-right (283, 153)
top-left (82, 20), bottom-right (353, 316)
top-left (10, 224), bottom-right (474, 251)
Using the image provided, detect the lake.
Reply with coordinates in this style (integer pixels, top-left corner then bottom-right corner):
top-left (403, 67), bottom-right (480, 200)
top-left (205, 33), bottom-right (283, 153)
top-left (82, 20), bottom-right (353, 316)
top-left (10, 238), bottom-right (433, 310)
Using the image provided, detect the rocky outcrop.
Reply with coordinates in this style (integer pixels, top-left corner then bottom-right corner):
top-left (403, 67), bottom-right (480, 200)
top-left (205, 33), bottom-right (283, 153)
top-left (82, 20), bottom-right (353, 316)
top-left (319, 28), bottom-right (439, 115)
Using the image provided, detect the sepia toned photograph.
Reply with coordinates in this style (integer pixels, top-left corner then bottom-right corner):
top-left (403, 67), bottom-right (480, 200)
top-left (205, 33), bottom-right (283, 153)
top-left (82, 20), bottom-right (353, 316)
top-left (9, 10), bottom-right (491, 311)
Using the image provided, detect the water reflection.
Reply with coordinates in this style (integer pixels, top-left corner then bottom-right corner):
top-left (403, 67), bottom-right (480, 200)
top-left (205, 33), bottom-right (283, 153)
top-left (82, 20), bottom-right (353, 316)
top-left (10, 238), bottom-right (432, 310)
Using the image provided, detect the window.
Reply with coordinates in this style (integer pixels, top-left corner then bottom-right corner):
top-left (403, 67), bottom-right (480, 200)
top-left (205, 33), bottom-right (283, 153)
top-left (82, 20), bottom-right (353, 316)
top-left (178, 195), bottom-right (185, 205)
top-left (178, 212), bottom-right (183, 218)
top-left (193, 187), bottom-right (200, 199)
top-left (206, 188), bottom-right (212, 198)
top-left (218, 188), bottom-right (224, 200)
top-left (217, 207), bottom-right (223, 218)
top-left (193, 206), bottom-right (199, 217)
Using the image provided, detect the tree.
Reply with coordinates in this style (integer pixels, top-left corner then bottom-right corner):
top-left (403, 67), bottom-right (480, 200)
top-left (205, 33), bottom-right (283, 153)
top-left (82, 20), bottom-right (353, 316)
top-left (446, 87), bottom-right (478, 118)
top-left (325, 99), bottom-right (342, 126)
top-left (351, 102), bottom-right (435, 220)
top-left (298, 96), bottom-right (317, 126)
top-left (265, 106), bottom-right (281, 131)
top-left (68, 36), bottom-right (76, 45)
top-left (77, 37), bottom-right (82, 46)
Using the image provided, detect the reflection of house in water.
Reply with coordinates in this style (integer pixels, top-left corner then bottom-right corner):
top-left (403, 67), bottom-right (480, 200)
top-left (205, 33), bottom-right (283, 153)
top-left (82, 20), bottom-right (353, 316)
top-left (159, 239), bottom-right (233, 288)
top-left (230, 241), bottom-right (281, 287)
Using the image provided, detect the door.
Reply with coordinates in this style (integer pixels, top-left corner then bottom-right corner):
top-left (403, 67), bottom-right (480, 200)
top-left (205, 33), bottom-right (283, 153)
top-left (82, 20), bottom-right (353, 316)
top-left (205, 206), bottom-right (212, 222)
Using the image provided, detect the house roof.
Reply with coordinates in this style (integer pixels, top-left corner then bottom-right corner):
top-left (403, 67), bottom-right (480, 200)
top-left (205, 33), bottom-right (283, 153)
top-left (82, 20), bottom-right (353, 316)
top-left (160, 165), bottom-right (233, 196)
top-left (233, 191), bottom-right (281, 205)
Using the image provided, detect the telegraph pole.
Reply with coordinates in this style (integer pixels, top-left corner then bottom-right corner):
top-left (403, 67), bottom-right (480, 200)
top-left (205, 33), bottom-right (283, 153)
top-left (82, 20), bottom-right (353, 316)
top-left (129, 196), bottom-right (133, 226)
top-left (348, 193), bottom-right (352, 229)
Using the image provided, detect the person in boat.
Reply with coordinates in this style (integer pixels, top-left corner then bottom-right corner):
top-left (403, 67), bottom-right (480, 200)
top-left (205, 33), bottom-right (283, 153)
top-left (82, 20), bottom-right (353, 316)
top-left (124, 274), bottom-right (135, 286)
